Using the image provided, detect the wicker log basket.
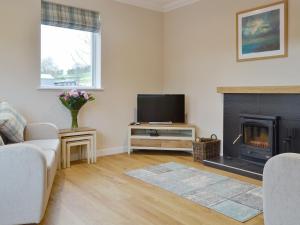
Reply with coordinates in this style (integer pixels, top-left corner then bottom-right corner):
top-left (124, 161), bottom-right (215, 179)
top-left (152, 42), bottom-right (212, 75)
top-left (193, 134), bottom-right (220, 162)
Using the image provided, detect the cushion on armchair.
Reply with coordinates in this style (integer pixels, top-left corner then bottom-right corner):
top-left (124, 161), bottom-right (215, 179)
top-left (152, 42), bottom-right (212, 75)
top-left (0, 102), bottom-right (27, 143)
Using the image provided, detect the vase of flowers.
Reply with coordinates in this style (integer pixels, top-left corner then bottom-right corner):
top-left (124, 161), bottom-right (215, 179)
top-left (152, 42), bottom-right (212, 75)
top-left (59, 89), bottom-right (95, 129)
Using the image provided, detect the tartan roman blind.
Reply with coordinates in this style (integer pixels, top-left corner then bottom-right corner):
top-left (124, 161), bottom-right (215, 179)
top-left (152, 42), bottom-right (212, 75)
top-left (41, 1), bottom-right (100, 33)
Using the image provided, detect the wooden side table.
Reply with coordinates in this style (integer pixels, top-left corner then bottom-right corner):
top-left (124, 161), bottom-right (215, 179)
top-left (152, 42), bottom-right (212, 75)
top-left (67, 140), bottom-right (90, 168)
top-left (59, 127), bottom-right (97, 169)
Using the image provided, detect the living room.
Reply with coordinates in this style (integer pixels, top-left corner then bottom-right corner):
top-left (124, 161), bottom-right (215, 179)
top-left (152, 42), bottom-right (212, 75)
top-left (0, 0), bottom-right (299, 224)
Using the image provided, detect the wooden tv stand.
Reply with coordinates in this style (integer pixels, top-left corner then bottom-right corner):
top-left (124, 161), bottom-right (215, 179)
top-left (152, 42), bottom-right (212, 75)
top-left (128, 123), bottom-right (196, 154)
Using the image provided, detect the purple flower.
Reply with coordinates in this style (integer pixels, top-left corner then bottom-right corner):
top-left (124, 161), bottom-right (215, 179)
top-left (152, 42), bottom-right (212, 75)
top-left (69, 89), bottom-right (79, 97)
top-left (83, 93), bottom-right (89, 100)
top-left (59, 89), bottom-right (95, 111)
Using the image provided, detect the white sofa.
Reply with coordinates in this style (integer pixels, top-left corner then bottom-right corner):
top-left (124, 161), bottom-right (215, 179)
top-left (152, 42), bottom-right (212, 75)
top-left (0, 123), bottom-right (59, 225)
top-left (263, 153), bottom-right (300, 225)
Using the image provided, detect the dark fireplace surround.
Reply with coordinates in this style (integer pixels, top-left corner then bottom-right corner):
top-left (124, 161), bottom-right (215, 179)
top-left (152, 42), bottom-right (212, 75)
top-left (204, 94), bottom-right (299, 180)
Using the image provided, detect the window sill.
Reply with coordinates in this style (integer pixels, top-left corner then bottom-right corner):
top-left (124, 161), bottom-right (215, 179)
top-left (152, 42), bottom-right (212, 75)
top-left (37, 86), bottom-right (104, 91)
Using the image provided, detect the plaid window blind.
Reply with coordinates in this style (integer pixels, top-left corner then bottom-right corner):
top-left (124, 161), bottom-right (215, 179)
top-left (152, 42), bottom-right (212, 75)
top-left (41, 1), bottom-right (100, 33)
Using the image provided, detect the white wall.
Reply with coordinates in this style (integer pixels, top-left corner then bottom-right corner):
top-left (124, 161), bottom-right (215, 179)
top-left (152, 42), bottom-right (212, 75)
top-left (163, 0), bottom-right (300, 144)
top-left (0, 0), bottom-right (163, 153)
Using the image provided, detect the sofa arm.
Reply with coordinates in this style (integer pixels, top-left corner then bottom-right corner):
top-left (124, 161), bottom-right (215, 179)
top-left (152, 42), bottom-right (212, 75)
top-left (263, 153), bottom-right (300, 225)
top-left (25, 122), bottom-right (58, 140)
top-left (0, 144), bottom-right (48, 225)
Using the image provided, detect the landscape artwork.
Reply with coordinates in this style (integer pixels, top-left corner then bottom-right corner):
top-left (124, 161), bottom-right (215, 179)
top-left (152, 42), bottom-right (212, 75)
top-left (242, 9), bottom-right (280, 54)
top-left (237, 1), bottom-right (287, 61)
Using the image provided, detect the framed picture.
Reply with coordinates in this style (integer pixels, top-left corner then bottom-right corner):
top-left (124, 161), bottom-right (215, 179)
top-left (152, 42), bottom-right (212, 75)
top-left (236, 1), bottom-right (288, 62)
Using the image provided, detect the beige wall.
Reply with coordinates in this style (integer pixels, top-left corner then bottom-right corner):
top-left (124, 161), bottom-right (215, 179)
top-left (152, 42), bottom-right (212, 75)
top-left (0, 0), bottom-right (163, 152)
top-left (2, 0), bottom-right (300, 154)
top-left (163, 0), bottom-right (300, 146)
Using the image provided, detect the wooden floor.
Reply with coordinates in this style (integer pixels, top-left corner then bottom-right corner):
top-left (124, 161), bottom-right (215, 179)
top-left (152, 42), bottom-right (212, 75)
top-left (41, 151), bottom-right (264, 225)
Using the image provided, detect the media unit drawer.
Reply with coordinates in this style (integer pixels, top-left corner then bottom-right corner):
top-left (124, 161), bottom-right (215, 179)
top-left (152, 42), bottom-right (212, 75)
top-left (131, 139), bottom-right (193, 149)
top-left (161, 140), bottom-right (192, 148)
top-left (131, 139), bottom-right (162, 147)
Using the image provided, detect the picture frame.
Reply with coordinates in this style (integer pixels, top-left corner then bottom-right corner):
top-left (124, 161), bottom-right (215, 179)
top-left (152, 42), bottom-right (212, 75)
top-left (236, 1), bottom-right (288, 62)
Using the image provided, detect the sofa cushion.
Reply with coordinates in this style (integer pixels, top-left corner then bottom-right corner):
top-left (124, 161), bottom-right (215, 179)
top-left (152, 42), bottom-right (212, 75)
top-left (41, 150), bottom-right (55, 171)
top-left (0, 102), bottom-right (27, 143)
top-left (39, 150), bottom-right (57, 187)
top-left (24, 139), bottom-right (59, 154)
top-left (23, 139), bottom-right (59, 187)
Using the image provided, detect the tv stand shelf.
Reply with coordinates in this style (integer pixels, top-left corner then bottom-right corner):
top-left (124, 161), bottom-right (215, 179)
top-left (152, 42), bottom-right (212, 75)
top-left (128, 123), bottom-right (196, 154)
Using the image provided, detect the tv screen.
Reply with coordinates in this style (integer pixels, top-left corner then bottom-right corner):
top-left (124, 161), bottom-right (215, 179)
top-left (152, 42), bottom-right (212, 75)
top-left (137, 94), bottom-right (185, 123)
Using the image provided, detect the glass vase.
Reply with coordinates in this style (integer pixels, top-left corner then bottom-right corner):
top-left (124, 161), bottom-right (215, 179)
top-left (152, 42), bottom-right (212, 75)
top-left (70, 110), bottom-right (79, 129)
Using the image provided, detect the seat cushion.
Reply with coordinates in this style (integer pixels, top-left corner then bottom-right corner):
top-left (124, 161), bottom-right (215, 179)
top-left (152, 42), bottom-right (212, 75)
top-left (23, 139), bottom-right (59, 187)
top-left (24, 139), bottom-right (59, 154)
top-left (0, 102), bottom-right (27, 143)
top-left (40, 150), bottom-right (57, 187)
top-left (40, 150), bottom-right (55, 171)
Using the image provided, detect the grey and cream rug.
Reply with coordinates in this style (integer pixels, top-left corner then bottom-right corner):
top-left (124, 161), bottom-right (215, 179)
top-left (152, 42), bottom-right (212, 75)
top-left (125, 162), bottom-right (263, 223)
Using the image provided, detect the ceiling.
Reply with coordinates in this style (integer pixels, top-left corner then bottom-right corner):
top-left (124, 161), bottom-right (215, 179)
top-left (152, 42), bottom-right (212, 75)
top-left (114, 0), bottom-right (200, 12)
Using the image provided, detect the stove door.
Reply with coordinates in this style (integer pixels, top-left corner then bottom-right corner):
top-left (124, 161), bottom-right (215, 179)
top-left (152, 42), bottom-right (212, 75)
top-left (243, 122), bottom-right (271, 150)
top-left (240, 119), bottom-right (274, 165)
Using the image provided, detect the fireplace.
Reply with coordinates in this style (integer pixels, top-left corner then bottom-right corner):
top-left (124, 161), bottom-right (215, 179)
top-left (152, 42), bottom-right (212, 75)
top-left (238, 114), bottom-right (279, 166)
top-left (203, 93), bottom-right (300, 180)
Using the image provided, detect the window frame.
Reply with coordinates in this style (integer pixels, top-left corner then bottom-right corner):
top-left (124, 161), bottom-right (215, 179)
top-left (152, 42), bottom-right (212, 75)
top-left (39, 26), bottom-right (102, 91)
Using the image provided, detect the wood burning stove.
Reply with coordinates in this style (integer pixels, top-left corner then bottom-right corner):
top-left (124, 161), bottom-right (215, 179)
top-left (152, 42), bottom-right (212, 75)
top-left (235, 114), bottom-right (279, 166)
top-left (203, 94), bottom-right (300, 180)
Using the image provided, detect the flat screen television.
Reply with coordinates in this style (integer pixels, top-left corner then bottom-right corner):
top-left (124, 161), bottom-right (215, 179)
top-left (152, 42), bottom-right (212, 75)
top-left (137, 94), bottom-right (185, 123)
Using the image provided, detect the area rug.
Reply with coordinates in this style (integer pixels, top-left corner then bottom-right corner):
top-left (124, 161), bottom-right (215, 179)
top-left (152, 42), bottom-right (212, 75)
top-left (125, 162), bottom-right (263, 223)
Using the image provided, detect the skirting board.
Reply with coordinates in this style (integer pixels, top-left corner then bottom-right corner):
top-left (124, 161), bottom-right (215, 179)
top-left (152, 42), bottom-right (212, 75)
top-left (73, 146), bottom-right (220, 159)
top-left (70, 146), bottom-right (127, 161)
top-left (96, 147), bottom-right (224, 157)
top-left (97, 146), bottom-right (128, 157)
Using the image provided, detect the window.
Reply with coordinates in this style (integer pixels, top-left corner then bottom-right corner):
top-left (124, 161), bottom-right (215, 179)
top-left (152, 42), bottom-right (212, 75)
top-left (40, 1), bottom-right (101, 89)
